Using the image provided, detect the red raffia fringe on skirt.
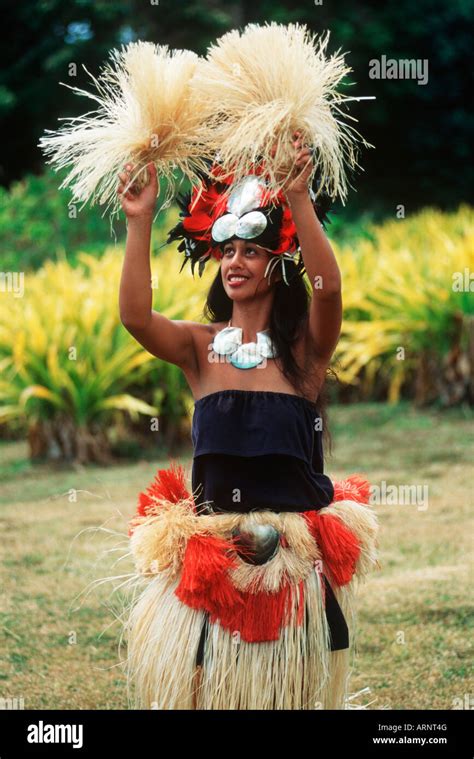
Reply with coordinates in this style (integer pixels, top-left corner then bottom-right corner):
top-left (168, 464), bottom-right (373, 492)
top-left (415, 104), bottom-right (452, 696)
top-left (124, 462), bottom-right (380, 710)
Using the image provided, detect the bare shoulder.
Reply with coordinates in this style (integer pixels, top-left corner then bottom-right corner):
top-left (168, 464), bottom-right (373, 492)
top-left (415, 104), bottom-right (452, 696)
top-left (186, 321), bottom-right (221, 347)
top-left (178, 321), bottom-right (222, 398)
top-left (187, 320), bottom-right (227, 339)
top-left (180, 321), bottom-right (225, 390)
top-left (186, 321), bottom-right (216, 335)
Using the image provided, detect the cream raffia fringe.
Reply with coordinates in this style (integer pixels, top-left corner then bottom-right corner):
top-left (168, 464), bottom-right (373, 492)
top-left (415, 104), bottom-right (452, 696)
top-left (193, 22), bottom-right (374, 203)
top-left (38, 41), bottom-right (212, 217)
top-left (39, 24), bottom-right (374, 221)
top-left (125, 499), bottom-right (379, 710)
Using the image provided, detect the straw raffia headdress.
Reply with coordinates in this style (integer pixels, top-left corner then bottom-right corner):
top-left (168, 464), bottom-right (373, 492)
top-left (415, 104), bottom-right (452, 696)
top-left (39, 22), bottom-right (374, 275)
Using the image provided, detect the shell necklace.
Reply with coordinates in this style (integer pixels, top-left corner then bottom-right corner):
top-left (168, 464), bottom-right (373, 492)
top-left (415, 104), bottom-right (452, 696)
top-left (212, 319), bottom-right (279, 369)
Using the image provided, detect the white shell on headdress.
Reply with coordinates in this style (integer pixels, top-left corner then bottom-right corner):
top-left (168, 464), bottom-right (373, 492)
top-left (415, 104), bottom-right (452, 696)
top-left (235, 211), bottom-right (267, 238)
top-left (227, 175), bottom-right (267, 216)
top-left (211, 213), bottom-right (239, 242)
top-left (211, 174), bottom-right (269, 242)
top-left (211, 210), bottom-right (267, 242)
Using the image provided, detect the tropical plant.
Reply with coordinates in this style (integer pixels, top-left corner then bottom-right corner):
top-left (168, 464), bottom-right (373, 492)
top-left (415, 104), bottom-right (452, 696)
top-left (334, 205), bottom-right (474, 404)
top-left (0, 240), bottom-right (213, 463)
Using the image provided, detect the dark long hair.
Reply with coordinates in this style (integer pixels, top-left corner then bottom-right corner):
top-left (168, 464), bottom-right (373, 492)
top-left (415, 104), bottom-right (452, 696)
top-left (202, 258), bottom-right (336, 454)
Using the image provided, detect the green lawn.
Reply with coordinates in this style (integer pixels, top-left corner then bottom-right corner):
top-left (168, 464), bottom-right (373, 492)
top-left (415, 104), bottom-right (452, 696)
top-left (0, 402), bottom-right (472, 709)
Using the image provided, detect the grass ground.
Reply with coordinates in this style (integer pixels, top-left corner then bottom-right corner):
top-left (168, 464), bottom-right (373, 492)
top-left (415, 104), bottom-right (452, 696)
top-left (0, 402), bottom-right (472, 710)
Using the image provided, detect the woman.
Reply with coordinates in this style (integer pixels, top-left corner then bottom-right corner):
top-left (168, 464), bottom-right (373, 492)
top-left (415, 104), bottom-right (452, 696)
top-left (118, 134), bottom-right (379, 710)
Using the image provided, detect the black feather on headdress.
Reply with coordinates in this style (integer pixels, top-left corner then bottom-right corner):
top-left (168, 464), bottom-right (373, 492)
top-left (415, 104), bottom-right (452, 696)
top-left (166, 161), bottom-right (335, 279)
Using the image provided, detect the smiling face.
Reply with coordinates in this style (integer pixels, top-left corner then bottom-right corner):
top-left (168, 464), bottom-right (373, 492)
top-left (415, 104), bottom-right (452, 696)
top-left (220, 238), bottom-right (281, 299)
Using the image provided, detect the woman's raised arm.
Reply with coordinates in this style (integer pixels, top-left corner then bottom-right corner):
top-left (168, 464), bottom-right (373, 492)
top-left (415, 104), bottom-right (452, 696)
top-left (118, 163), bottom-right (199, 373)
top-left (285, 134), bottom-right (342, 361)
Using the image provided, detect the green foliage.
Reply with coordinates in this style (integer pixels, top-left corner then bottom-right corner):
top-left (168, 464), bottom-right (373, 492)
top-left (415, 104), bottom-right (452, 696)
top-left (0, 251), bottom-right (159, 432)
top-left (0, 169), bottom-right (120, 271)
top-left (0, 241), bottom-right (214, 449)
top-left (334, 205), bottom-right (474, 401)
top-left (0, 168), bottom-right (176, 271)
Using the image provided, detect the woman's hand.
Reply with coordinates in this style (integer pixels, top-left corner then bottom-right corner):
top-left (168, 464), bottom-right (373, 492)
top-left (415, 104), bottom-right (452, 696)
top-left (117, 162), bottom-right (158, 219)
top-left (285, 131), bottom-right (314, 197)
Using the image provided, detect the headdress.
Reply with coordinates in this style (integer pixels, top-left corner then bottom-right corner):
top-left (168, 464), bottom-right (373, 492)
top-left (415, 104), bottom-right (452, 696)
top-left (39, 22), bottom-right (374, 251)
top-left (166, 159), bottom-right (334, 283)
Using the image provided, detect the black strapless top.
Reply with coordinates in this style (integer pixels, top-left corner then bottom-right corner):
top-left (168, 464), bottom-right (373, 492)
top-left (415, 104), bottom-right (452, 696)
top-left (191, 389), bottom-right (334, 513)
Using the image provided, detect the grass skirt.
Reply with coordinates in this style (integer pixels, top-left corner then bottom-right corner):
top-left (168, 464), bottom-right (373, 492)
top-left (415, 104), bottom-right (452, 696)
top-left (125, 464), bottom-right (380, 710)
